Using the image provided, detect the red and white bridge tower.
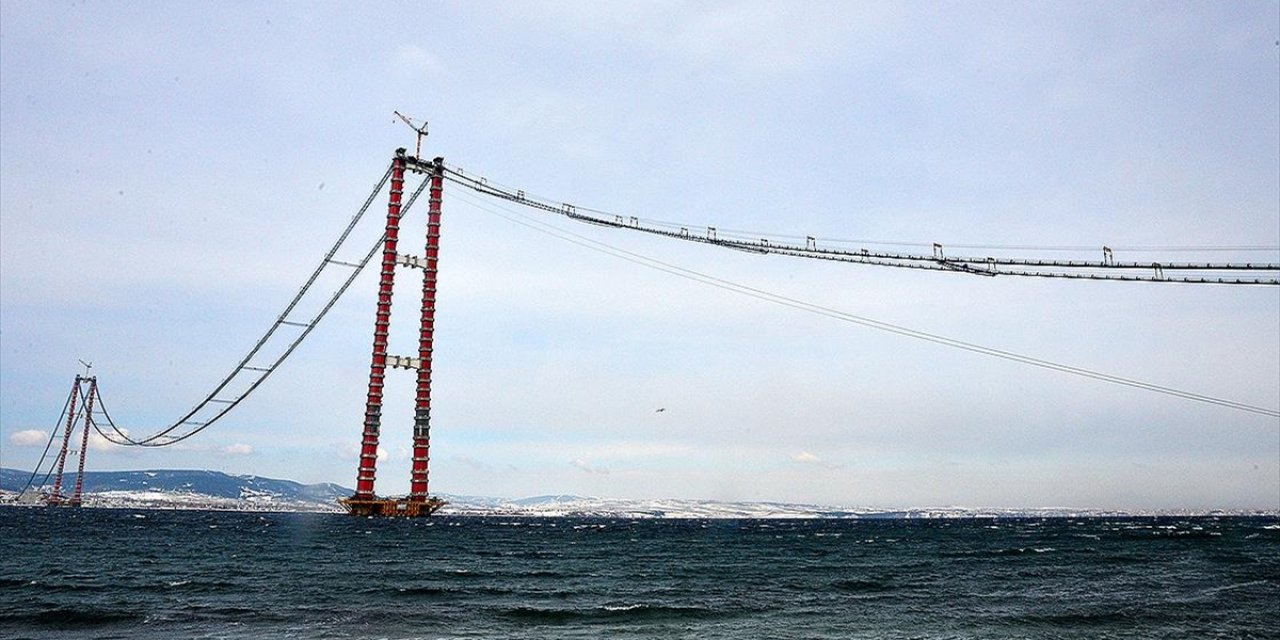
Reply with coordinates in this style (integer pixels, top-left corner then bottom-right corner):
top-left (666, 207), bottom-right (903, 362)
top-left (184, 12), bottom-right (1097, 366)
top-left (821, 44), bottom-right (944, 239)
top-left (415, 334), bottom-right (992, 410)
top-left (341, 148), bottom-right (446, 517)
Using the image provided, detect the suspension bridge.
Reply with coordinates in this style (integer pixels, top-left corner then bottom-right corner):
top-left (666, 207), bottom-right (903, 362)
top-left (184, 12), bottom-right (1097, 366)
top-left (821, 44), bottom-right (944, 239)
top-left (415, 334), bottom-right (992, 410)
top-left (18, 141), bottom-right (1280, 516)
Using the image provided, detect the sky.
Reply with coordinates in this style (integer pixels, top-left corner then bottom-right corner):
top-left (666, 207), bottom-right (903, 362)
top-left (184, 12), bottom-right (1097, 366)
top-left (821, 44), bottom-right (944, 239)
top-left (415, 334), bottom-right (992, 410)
top-left (1, 1), bottom-right (1277, 510)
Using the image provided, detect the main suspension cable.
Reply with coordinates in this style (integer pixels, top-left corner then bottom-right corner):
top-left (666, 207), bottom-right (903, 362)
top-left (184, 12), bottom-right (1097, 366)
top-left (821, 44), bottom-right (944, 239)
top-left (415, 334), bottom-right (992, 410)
top-left (449, 187), bottom-right (1279, 420)
top-left (18, 391), bottom-right (75, 495)
top-left (77, 159), bottom-right (1279, 453)
top-left (441, 164), bottom-right (1278, 285)
top-left (96, 165), bottom-right (432, 447)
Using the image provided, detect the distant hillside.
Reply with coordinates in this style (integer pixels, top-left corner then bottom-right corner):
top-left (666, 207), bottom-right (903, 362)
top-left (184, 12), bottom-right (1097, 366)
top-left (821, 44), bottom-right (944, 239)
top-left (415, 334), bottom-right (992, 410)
top-left (0, 467), bottom-right (350, 507)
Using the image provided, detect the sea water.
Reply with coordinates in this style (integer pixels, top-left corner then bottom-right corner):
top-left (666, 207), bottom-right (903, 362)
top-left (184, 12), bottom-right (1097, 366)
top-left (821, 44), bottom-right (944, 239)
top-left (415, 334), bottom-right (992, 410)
top-left (1, 509), bottom-right (1277, 639)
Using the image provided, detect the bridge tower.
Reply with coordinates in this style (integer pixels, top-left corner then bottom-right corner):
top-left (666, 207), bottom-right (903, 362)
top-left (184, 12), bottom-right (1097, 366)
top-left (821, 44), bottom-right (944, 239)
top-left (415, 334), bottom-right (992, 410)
top-left (47, 375), bottom-right (97, 507)
top-left (341, 148), bottom-right (447, 517)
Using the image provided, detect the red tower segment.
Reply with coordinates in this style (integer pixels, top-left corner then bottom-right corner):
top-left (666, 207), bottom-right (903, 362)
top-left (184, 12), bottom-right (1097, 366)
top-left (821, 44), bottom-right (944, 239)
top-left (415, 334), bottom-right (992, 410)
top-left (49, 376), bottom-right (82, 505)
top-left (70, 377), bottom-right (97, 506)
top-left (354, 149), bottom-right (408, 499)
top-left (409, 158), bottom-right (445, 501)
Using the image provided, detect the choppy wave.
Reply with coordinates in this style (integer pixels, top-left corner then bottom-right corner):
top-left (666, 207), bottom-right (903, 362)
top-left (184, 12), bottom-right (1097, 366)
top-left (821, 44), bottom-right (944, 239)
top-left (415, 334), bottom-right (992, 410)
top-left (1, 510), bottom-right (1276, 639)
top-left (502, 603), bottom-right (721, 622)
top-left (0, 608), bottom-right (143, 627)
top-left (829, 578), bottom-right (895, 593)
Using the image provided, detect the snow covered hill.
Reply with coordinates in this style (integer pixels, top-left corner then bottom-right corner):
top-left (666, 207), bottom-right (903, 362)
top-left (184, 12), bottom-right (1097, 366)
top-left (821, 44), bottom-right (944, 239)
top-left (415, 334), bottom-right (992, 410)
top-left (0, 468), bottom-right (349, 512)
top-left (2, 469), bottom-right (1268, 517)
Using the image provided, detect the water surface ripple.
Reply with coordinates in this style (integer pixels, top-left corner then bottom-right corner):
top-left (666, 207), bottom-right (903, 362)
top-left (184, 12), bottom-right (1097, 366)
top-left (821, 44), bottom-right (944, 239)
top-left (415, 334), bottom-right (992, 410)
top-left (1, 509), bottom-right (1277, 639)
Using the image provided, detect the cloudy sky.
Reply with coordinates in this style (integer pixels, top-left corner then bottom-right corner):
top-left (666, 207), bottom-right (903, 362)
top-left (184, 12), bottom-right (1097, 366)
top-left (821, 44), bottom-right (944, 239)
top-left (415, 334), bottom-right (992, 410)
top-left (2, 2), bottom-right (1277, 510)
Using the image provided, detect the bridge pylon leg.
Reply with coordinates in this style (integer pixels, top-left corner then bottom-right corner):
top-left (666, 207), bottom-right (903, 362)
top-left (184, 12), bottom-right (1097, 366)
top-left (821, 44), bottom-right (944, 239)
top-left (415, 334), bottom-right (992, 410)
top-left (48, 376), bottom-right (82, 506)
top-left (352, 150), bottom-right (407, 502)
top-left (409, 158), bottom-right (444, 502)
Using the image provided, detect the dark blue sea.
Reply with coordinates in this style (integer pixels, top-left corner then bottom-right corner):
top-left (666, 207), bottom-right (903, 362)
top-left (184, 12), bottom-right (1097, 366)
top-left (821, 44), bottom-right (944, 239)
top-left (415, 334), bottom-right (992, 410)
top-left (1, 509), bottom-right (1277, 639)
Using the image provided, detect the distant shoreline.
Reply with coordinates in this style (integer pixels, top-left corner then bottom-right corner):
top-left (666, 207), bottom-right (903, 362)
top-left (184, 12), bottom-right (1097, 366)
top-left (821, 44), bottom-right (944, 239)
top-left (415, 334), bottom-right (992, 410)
top-left (4, 468), bottom-right (1275, 518)
top-left (3, 498), bottom-right (1275, 520)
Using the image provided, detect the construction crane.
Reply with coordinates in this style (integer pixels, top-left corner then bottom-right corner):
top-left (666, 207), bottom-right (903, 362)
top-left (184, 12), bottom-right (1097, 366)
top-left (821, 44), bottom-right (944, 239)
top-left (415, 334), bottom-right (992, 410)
top-left (394, 111), bottom-right (429, 158)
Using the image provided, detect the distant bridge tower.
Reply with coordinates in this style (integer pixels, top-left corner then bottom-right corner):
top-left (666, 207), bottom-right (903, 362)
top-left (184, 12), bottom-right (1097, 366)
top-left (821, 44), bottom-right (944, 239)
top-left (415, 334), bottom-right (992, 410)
top-left (341, 148), bottom-right (447, 517)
